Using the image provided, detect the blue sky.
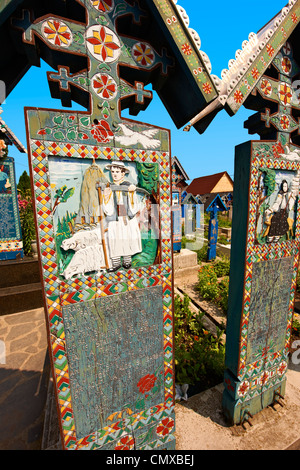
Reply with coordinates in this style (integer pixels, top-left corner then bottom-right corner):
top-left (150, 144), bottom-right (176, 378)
top-left (2, 0), bottom-right (288, 184)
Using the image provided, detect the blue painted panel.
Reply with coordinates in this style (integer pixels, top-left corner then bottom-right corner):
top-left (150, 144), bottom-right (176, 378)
top-left (62, 286), bottom-right (164, 439)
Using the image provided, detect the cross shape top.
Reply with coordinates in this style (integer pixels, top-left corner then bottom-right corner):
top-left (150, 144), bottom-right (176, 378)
top-left (12, 0), bottom-right (174, 128)
top-left (245, 40), bottom-right (300, 145)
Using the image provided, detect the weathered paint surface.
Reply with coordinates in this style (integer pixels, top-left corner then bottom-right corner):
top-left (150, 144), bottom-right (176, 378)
top-left (20, 0), bottom-right (184, 450)
top-left (0, 157), bottom-right (23, 260)
top-left (223, 32), bottom-right (300, 422)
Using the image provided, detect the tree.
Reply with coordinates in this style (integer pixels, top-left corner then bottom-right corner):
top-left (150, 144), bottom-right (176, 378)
top-left (52, 185), bottom-right (75, 214)
top-left (17, 170), bottom-right (31, 198)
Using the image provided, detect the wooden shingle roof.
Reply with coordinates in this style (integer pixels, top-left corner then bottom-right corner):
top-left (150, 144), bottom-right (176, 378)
top-left (186, 171), bottom-right (233, 196)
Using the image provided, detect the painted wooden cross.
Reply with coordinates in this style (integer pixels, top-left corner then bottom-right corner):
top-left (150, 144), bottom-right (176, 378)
top-left (12, 1), bottom-right (175, 143)
top-left (223, 34), bottom-right (300, 424)
top-left (205, 194), bottom-right (228, 261)
top-left (6, 0), bottom-right (220, 451)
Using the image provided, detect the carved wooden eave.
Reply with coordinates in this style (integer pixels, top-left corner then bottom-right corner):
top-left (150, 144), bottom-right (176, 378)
top-left (184, 0), bottom-right (300, 134)
top-left (145, 0), bottom-right (221, 127)
top-left (172, 155), bottom-right (189, 181)
top-left (0, 0), bottom-right (23, 27)
top-left (0, 109), bottom-right (27, 153)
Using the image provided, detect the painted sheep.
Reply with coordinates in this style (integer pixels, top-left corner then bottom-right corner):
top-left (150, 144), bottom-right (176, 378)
top-left (63, 245), bottom-right (106, 279)
top-left (61, 227), bottom-right (101, 252)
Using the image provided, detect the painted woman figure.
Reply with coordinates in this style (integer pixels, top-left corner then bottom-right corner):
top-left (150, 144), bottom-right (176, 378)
top-left (264, 179), bottom-right (296, 243)
top-left (103, 161), bottom-right (145, 271)
top-left (0, 164), bottom-right (10, 193)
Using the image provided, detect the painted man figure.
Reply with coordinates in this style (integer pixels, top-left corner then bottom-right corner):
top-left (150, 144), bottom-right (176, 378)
top-left (103, 161), bottom-right (145, 271)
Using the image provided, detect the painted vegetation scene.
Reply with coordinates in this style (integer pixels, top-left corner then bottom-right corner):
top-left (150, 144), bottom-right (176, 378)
top-left (255, 168), bottom-right (299, 245)
top-left (48, 157), bottom-right (160, 279)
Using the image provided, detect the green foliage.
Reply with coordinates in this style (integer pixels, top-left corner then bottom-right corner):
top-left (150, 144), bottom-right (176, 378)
top-left (198, 264), bottom-right (219, 301)
top-left (197, 260), bottom-right (230, 313)
top-left (19, 200), bottom-right (36, 255)
top-left (292, 318), bottom-right (300, 337)
top-left (174, 295), bottom-right (225, 387)
top-left (217, 234), bottom-right (230, 245)
top-left (296, 275), bottom-right (300, 293)
top-left (17, 171), bottom-right (31, 198)
top-left (213, 258), bottom-right (230, 277)
top-left (218, 215), bottom-right (232, 228)
top-left (195, 243), bottom-right (208, 262)
top-left (55, 185), bottom-right (75, 202)
top-left (56, 212), bottom-right (77, 273)
top-left (263, 169), bottom-right (276, 197)
top-left (218, 277), bottom-right (230, 313)
top-left (18, 174), bottom-right (36, 256)
top-left (136, 162), bottom-right (159, 194)
top-left (52, 185), bottom-right (75, 214)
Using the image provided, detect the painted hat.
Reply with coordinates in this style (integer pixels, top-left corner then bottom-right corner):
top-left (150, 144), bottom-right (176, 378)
top-left (104, 161), bottom-right (130, 174)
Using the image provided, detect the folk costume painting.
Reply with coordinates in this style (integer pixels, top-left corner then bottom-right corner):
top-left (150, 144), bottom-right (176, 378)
top-left (256, 170), bottom-right (299, 245)
top-left (48, 158), bottom-right (159, 279)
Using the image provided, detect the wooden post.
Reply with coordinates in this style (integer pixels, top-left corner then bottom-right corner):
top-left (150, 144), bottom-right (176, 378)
top-left (97, 185), bottom-right (110, 270)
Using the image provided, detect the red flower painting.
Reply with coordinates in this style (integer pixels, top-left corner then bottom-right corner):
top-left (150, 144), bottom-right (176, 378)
top-left (251, 67), bottom-right (259, 80)
top-left (156, 417), bottom-right (174, 437)
top-left (181, 43), bottom-right (192, 55)
top-left (114, 435), bottom-right (135, 450)
top-left (272, 141), bottom-right (284, 158)
top-left (203, 82), bottom-right (212, 95)
top-left (42, 20), bottom-right (71, 47)
top-left (234, 89), bottom-right (243, 104)
top-left (93, 74), bottom-right (117, 99)
top-left (137, 373), bottom-right (157, 394)
top-left (87, 26), bottom-right (120, 62)
top-left (91, 0), bottom-right (113, 12)
top-left (91, 120), bottom-right (114, 143)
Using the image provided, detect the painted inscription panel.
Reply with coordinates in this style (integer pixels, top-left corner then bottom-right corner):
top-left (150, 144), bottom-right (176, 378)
top-left (0, 197), bottom-right (16, 238)
top-left (0, 157), bottom-right (23, 259)
top-left (246, 257), bottom-right (293, 364)
top-left (63, 286), bottom-right (164, 439)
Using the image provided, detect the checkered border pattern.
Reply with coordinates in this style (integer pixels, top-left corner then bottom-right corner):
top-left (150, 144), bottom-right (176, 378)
top-left (29, 137), bottom-right (174, 450)
top-left (235, 149), bottom-right (300, 402)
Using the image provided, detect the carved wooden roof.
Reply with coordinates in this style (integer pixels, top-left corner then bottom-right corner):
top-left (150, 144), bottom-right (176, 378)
top-left (187, 171), bottom-right (233, 196)
top-left (0, 110), bottom-right (26, 152)
top-left (184, 0), bottom-right (300, 134)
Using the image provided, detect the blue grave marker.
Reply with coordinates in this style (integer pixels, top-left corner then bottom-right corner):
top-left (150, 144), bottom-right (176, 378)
top-left (206, 194), bottom-right (228, 261)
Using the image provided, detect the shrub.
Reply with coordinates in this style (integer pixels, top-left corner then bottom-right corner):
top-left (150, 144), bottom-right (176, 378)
top-left (197, 264), bottom-right (219, 301)
top-left (292, 318), bottom-right (300, 338)
top-left (296, 275), bottom-right (300, 293)
top-left (218, 215), bottom-right (232, 228)
top-left (18, 194), bottom-right (36, 255)
top-left (174, 295), bottom-right (225, 387)
top-left (195, 243), bottom-right (208, 263)
top-left (213, 258), bottom-right (230, 277)
top-left (217, 277), bottom-right (229, 313)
